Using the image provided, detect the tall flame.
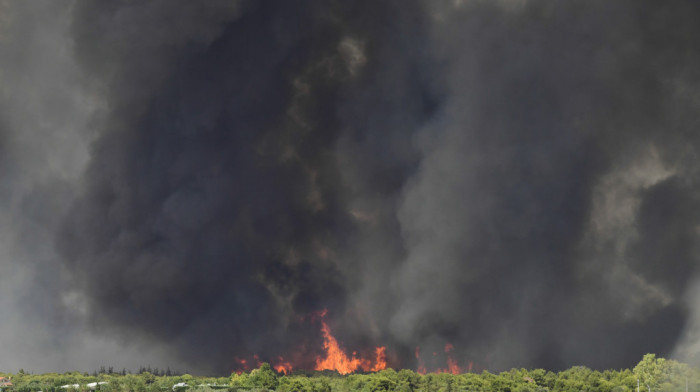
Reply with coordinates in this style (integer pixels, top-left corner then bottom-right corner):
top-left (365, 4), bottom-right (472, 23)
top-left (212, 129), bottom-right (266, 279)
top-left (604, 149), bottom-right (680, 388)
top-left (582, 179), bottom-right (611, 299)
top-left (314, 310), bottom-right (387, 374)
top-left (415, 347), bottom-right (427, 375)
top-left (371, 347), bottom-right (387, 372)
top-left (442, 344), bottom-right (461, 375)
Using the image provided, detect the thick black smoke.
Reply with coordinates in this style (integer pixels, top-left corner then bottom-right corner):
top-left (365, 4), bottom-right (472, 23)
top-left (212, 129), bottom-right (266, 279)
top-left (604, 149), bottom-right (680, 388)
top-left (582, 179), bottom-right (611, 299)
top-left (4, 0), bottom-right (700, 375)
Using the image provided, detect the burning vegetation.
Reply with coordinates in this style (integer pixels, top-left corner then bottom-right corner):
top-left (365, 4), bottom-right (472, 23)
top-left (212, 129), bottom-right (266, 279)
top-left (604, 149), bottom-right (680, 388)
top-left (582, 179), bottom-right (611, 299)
top-left (314, 311), bottom-right (387, 374)
top-left (233, 310), bottom-right (467, 375)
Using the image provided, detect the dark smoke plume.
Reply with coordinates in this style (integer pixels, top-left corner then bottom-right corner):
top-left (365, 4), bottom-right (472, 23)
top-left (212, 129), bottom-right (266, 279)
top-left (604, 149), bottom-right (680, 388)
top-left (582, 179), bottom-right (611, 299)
top-left (3, 0), bottom-right (700, 375)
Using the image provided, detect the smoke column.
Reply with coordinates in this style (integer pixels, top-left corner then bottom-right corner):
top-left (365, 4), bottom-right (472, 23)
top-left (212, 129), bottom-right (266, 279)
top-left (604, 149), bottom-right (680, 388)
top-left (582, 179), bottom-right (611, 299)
top-left (2, 0), bottom-right (700, 374)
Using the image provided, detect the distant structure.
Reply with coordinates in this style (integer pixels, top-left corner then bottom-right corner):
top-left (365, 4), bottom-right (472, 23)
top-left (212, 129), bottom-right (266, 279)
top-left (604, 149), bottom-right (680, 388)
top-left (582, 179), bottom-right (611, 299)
top-left (87, 382), bottom-right (109, 390)
top-left (0, 377), bottom-right (12, 392)
top-left (59, 383), bottom-right (108, 391)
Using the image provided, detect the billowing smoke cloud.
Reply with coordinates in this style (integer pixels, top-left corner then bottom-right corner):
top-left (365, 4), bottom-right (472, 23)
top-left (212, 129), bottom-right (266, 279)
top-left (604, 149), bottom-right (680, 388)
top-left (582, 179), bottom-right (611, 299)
top-left (0, 0), bottom-right (180, 373)
top-left (4, 0), bottom-right (700, 375)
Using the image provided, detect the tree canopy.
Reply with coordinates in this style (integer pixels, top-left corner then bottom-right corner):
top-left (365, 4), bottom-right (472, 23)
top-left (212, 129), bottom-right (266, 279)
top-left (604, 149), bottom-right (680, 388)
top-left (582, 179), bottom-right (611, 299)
top-left (3, 355), bottom-right (699, 392)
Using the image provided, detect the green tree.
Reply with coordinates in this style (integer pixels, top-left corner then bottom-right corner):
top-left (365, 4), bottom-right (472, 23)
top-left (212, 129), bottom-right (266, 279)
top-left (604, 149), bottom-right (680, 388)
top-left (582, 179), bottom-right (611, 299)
top-left (634, 354), bottom-right (667, 392)
top-left (361, 376), bottom-right (396, 392)
top-left (311, 377), bottom-right (331, 392)
top-left (249, 364), bottom-right (278, 390)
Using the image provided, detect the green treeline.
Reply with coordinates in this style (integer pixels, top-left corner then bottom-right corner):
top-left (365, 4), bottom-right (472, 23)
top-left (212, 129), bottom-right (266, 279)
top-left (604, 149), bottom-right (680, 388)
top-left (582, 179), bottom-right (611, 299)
top-left (3, 354), bottom-right (698, 392)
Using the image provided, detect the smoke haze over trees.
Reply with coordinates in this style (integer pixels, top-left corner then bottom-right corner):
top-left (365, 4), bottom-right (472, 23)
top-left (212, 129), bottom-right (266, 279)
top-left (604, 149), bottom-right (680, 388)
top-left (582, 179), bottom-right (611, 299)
top-left (2, 0), bottom-right (700, 375)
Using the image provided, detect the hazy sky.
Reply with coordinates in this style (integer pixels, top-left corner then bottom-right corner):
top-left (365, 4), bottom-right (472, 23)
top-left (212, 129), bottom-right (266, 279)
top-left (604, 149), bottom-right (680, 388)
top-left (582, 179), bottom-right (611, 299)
top-left (2, 0), bottom-right (700, 376)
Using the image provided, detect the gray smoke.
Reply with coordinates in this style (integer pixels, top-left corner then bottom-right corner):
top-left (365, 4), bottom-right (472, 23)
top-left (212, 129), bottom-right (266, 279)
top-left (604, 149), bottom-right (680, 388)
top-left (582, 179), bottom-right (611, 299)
top-left (3, 0), bottom-right (700, 375)
top-left (0, 0), bottom-right (180, 373)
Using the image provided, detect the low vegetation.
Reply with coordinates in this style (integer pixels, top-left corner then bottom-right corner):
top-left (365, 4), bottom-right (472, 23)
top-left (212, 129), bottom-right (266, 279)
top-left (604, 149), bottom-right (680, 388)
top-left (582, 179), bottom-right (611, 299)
top-left (2, 354), bottom-right (698, 392)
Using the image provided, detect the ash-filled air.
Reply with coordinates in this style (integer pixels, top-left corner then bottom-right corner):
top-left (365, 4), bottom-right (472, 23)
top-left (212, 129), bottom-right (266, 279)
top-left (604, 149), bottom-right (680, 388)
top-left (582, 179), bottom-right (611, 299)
top-left (2, 0), bottom-right (700, 375)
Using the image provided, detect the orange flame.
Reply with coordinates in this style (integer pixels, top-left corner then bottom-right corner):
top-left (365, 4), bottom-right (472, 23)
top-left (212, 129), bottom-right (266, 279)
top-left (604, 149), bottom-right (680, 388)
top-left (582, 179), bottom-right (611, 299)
top-left (233, 355), bottom-right (268, 375)
top-left (274, 357), bottom-right (293, 375)
top-left (234, 310), bottom-right (388, 375)
top-left (314, 310), bottom-right (387, 374)
top-left (415, 347), bottom-right (427, 375)
top-left (233, 358), bottom-right (250, 375)
top-left (415, 344), bottom-right (463, 374)
top-left (371, 347), bottom-right (387, 372)
top-left (443, 344), bottom-right (461, 374)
